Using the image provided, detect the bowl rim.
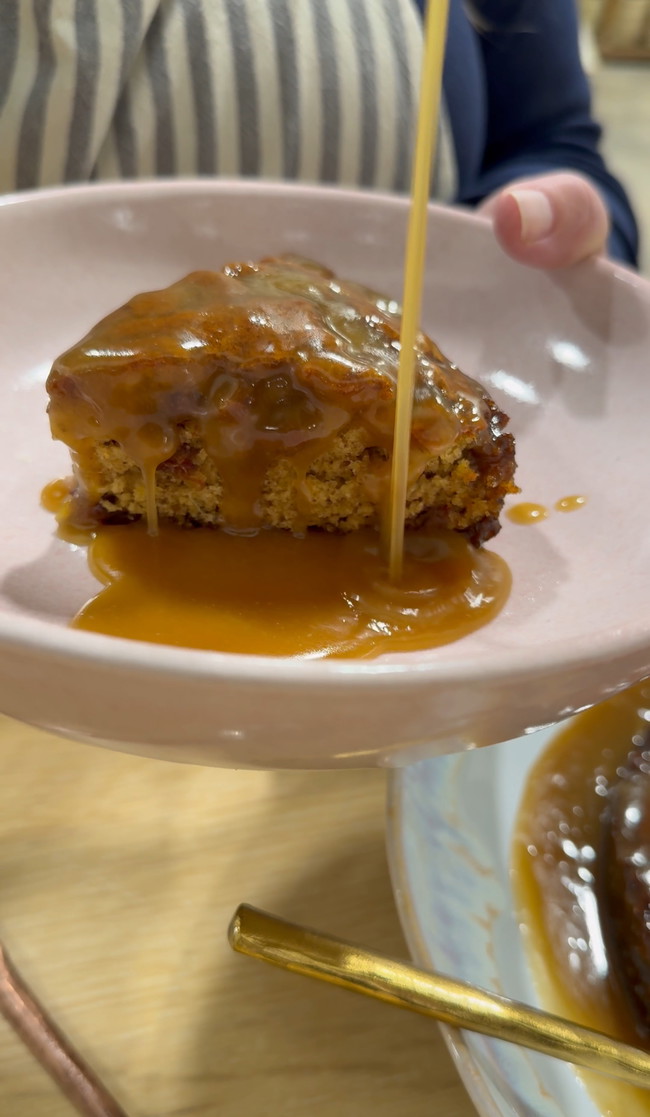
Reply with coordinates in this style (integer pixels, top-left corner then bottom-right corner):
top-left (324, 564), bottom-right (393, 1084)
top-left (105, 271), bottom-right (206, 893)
top-left (386, 767), bottom-right (504, 1117)
top-left (3, 176), bottom-right (650, 688)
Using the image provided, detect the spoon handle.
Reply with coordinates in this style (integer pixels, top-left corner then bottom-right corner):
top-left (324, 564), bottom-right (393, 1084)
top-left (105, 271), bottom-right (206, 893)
top-left (229, 903), bottom-right (650, 1090)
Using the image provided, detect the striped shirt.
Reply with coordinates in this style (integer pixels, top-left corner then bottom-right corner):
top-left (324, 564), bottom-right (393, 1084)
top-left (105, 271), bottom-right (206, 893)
top-left (0, 0), bottom-right (457, 200)
top-left (0, 0), bottom-right (639, 263)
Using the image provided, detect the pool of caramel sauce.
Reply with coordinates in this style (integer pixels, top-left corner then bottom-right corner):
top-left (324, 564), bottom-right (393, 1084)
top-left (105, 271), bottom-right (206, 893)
top-left (43, 481), bottom-right (511, 659)
top-left (513, 680), bottom-right (650, 1115)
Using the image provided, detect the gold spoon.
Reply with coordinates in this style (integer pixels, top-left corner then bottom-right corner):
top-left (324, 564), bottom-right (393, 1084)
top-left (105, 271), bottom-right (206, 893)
top-left (229, 904), bottom-right (650, 1090)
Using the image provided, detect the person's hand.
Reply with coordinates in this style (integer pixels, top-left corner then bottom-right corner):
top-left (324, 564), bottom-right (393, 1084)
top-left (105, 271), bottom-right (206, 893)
top-left (479, 172), bottom-right (609, 269)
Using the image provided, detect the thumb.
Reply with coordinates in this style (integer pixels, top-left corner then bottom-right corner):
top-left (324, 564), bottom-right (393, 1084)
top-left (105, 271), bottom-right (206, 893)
top-left (481, 173), bottom-right (609, 269)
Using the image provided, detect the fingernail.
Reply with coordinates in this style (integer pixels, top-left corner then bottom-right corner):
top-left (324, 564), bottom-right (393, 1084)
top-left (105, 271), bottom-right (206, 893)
top-left (510, 188), bottom-right (554, 243)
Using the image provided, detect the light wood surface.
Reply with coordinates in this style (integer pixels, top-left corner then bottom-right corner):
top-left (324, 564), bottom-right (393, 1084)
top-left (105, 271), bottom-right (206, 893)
top-left (0, 718), bottom-right (476, 1117)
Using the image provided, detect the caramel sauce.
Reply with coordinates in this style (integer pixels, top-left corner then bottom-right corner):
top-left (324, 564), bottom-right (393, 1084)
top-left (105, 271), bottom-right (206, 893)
top-left (41, 478), bottom-right (72, 514)
top-left (556, 494), bottom-right (587, 513)
top-left (506, 501), bottom-right (549, 525)
top-left (513, 681), bottom-right (650, 1115)
top-left (44, 256), bottom-right (516, 659)
top-left (47, 259), bottom-right (498, 535)
top-left (44, 476), bottom-right (510, 657)
top-left (387, 0), bottom-right (451, 579)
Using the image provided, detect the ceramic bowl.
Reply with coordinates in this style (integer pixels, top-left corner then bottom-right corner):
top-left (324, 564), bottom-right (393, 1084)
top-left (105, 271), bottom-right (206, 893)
top-left (1, 179), bottom-right (650, 768)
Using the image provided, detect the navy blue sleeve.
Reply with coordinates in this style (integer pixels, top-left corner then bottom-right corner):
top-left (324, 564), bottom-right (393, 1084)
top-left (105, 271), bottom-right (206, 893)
top-left (413, 0), bottom-right (639, 266)
top-left (468, 0), bottom-right (638, 265)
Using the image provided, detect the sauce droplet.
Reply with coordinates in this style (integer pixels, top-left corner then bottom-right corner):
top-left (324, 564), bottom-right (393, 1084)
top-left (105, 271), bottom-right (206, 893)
top-left (555, 494), bottom-right (587, 513)
top-left (41, 478), bottom-right (72, 514)
top-left (506, 502), bottom-right (549, 525)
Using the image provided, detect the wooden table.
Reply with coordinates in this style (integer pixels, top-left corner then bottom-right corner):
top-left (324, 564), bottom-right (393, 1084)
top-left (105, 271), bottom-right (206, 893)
top-left (0, 718), bottom-right (476, 1117)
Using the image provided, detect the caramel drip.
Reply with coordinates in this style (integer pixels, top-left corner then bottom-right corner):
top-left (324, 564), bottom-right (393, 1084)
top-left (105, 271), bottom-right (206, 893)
top-left (143, 462), bottom-right (159, 535)
top-left (41, 477), bottom-right (97, 545)
top-left (41, 478), bottom-right (72, 514)
top-left (198, 374), bottom-right (352, 530)
top-left (506, 502), bottom-right (548, 525)
top-left (555, 494), bottom-right (587, 513)
top-left (46, 259), bottom-right (499, 536)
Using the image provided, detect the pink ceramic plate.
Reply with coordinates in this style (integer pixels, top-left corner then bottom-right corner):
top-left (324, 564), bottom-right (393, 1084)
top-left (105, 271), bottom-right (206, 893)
top-left (0, 179), bottom-right (649, 769)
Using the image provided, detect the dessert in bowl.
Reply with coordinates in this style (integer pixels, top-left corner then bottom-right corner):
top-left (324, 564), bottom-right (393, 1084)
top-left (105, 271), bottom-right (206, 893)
top-left (1, 179), bottom-right (650, 768)
top-left (45, 251), bottom-right (516, 660)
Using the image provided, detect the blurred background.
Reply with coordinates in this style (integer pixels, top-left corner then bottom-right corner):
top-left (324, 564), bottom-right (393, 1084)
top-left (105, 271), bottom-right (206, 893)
top-left (581, 0), bottom-right (650, 269)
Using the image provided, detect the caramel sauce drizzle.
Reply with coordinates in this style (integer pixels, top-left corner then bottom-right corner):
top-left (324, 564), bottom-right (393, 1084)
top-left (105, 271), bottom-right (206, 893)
top-left (388, 0), bottom-right (452, 580)
top-left (47, 261), bottom-right (488, 539)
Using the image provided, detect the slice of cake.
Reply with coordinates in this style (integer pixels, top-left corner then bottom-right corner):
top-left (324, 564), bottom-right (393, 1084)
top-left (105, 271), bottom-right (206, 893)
top-left (46, 256), bottom-right (517, 544)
